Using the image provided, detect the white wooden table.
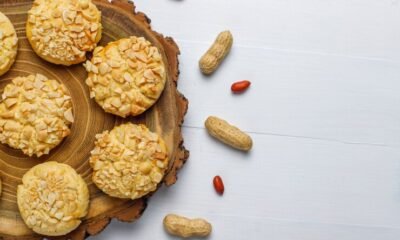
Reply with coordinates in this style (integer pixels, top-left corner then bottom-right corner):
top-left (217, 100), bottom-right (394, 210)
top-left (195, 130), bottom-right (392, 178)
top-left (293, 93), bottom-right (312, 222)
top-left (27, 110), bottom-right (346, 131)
top-left (96, 0), bottom-right (400, 239)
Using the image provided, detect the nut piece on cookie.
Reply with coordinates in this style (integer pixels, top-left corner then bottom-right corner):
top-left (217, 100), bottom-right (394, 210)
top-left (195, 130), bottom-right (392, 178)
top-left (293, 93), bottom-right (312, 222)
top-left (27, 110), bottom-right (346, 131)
top-left (0, 11), bottom-right (18, 76)
top-left (26, 0), bottom-right (102, 65)
top-left (17, 161), bottom-right (89, 236)
top-left (0, 74), bottom-right (73, 157)
top-left (84, 36), bottom-right (166, 117)
top-left (90, 123), bottom-right (169, 199)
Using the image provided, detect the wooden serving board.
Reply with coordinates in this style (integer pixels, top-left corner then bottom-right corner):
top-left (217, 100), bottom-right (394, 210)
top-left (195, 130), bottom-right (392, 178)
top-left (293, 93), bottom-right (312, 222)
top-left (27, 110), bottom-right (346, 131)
top-left (0, 0), bottom-right (189, 239)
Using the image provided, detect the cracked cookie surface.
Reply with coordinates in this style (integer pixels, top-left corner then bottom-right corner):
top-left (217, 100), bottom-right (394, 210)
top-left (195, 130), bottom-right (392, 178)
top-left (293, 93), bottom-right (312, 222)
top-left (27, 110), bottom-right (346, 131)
top-left (0, 74), bottom-right (73, 157)
top-left (85, 36), bottom-right (166, 117)
top-left (17, 161), bottom-right (89, 236)
top-left (0, 11), bottom-right (18, 76)
top-left (26, 0), bottom-right (102, 65)
top-left (90, 123), bottom-right (169, 199)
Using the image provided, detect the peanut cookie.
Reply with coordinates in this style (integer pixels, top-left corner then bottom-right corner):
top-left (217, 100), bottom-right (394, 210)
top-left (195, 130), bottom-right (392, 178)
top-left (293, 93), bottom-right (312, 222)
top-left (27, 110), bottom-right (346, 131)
top-left (90, 123), bottom-right (169, 199)
top-left (26, 0), bottom-right (102, 65)
top-left (17, 161), bottom-right (89, 236)
top-left (0, 11), bottom-right (18, 76)
top-left (0, 74), bottom-right (73, 157)
top-left (85, 36), bottom-right (166, 117)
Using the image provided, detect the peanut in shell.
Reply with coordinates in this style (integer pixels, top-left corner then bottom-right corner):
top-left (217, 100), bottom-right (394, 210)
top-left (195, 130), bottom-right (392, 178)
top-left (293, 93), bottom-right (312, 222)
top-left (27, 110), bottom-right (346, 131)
top-left (205, 116), bottom-right (253, 151)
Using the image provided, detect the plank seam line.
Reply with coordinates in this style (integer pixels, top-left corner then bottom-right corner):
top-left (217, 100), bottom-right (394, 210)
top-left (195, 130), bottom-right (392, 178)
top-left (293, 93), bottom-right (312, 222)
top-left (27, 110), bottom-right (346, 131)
top-left (182, 125), bottom-right (393, 148)
top-left (176, 39), bottom-right (399, 64)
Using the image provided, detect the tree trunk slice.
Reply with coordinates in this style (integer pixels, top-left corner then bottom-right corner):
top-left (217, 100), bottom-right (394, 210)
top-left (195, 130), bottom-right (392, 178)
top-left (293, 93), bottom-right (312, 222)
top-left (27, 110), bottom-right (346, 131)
top-left (0, 0), bottom-right (189, 239)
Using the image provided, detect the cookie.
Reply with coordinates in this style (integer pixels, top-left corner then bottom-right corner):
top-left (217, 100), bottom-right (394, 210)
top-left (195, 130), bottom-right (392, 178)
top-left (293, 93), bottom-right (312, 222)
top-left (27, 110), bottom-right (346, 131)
top-left (17, 161), bottom-right (89, 236)
top-left (84, 36), bottom-right (166, 117)
top-left (26, 0), bottom-right (102, 65)
top-left (0, 11), bottom-right (18, 76)
top-left (90, 123), bottom-right (169, 199)
top-left (0, 74), bottom-right (73, 157)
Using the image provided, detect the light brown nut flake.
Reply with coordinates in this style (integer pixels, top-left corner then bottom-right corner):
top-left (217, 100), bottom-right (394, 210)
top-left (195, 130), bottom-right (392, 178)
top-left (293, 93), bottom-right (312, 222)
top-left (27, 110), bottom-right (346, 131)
top-left (17, 161), bottom-right (89, 236)
top-left (107, 59), bottom-right (121, 68)
top-left (90, 123), bottom-right (169, 199)
top-left (99, 62), bottom-right (111, 75)
top-left (63, 108), bottom-right (74, 123)
top-left (0, 74), bottom-right (73, 157)
top-left (84, 36), bottom-right (166, 117)
top-left (26, 0), bottom-right (102, 66)
top-left (4, 98), bottom-right (17, 108)
top-left (0, 11), bottom-right (18, 77)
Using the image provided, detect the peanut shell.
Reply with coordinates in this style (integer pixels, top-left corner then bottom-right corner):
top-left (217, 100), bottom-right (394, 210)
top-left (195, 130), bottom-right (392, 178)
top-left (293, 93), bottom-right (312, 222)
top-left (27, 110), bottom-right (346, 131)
top-left (205, 116), bottom-right (252, 151)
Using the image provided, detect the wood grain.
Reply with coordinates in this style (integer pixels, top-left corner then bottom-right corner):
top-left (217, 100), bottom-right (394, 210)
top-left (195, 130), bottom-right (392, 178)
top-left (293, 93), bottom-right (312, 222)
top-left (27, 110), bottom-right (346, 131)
top-left (0, 0), bottom-right (189, 239)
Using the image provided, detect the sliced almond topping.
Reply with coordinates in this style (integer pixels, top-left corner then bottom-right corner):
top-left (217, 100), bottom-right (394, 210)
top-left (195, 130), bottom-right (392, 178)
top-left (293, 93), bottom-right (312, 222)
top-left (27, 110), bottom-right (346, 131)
top-left (70, 46), bottom-right (82, 56)
top-left (56, 98), bottom-right (64, 107)
top-left (135, 52), bottom-right (148, 62)
top-left (70, 25), bottom-right (84, 33)
top-left (4, 121), bottom-right (19, 131)
top-left (118, 40), bottom-right (130, 52)
top-left (33, 79), bottom-right (44, 89)
top-left (0, 111), bottom-right (14, 118)
top-left (4, 98), bottom-right (17, 108)
top-left (22, 127), bottom-right (33, 140)
top-left (114, 88), bottom-right (123, 94)
top-left (64, 108), bottom-right (74, 123)
top-left (92, 57), bottom-right (102, 64)
top-left (110, 98), bottom-right (122, 108)
top-left (107, 60), bottom-right (121, 68)
top-left (35, 74), bottom-right (47, 82)
top-left (99, 62), bottom-right (111, 75)
top-left (144, 69), bottom-right (156, 79)
top-left (37, 130), bottom-right (48, 142)
top-left (123, 72), bottom-right (133, 83)
top-left (90, 23), bottom-right (98, 32)
top-left (62, 216), bottom-right (73, 222)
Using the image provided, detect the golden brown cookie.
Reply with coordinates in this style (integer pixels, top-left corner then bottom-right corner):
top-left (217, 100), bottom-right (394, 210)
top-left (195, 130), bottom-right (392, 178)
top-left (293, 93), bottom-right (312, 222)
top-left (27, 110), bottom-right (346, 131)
top-left (90, 123), bottom-right (169, 199)
top-left (17, 161), bottom-right (89, 236)
top-left (0, 74), bottom-right (73, 157)
top-left (26, 0), bottom-right (102, 65)
top-left (0, 11), bottom-right (18, 76)
top-left (85, 36), bottom-right (167, 117)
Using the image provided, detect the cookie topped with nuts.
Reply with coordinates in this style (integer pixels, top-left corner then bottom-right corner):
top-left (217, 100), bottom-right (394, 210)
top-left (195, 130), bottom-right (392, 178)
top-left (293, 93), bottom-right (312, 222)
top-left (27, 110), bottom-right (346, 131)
top-left (85, 36), bottom-right (166, 117)
top-left (90, 123), bottom-right (169, 199)
top-left (0, 11), bottom-right (18, 77)
top-left (26, 0), bottom-right (102, 65)
top-left (0, 74), bottom-right (73, 157)
top-left (17, 161), bottom-right (89, 236)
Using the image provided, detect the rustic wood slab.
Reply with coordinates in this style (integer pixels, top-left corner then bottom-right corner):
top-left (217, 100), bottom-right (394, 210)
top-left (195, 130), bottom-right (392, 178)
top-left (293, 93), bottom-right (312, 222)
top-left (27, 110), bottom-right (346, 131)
top-left (0, 0), bottom-right (189, 239)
